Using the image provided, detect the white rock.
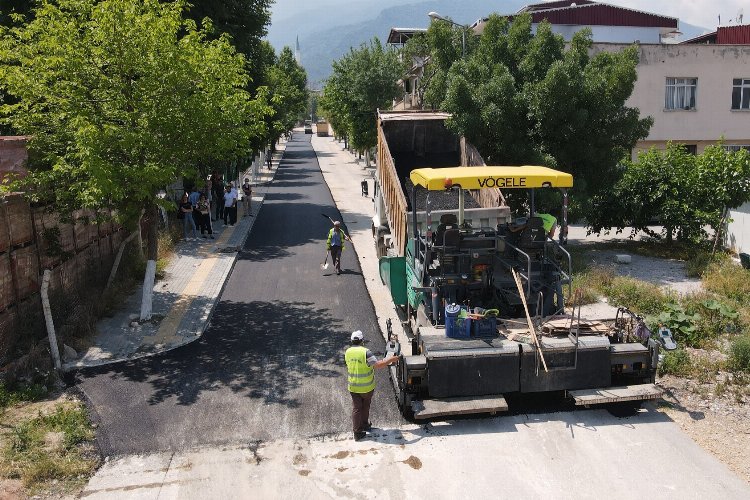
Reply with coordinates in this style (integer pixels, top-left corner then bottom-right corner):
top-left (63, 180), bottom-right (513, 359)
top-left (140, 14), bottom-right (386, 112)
top-left (62, 344), bottom-right (78, 362)
top-left (130, 321), bottom-right (139, 328)
top-left (614, 254), bottom-right (632, 264)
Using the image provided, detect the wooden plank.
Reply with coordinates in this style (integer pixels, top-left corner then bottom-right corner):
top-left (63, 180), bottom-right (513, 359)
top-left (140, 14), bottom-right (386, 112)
top-left (569, 384), bottom-right (664, 406)
top-left (412, 395), bottom-right (508, 420)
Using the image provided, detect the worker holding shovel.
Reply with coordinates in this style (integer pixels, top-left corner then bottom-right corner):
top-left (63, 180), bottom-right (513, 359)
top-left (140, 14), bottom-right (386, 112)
top-left (326, 220), bottom-right (350, 275)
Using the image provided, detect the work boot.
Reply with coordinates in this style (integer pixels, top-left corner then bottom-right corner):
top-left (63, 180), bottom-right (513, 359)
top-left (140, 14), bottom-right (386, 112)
top-left (353, 431), bottom-right (366, 441)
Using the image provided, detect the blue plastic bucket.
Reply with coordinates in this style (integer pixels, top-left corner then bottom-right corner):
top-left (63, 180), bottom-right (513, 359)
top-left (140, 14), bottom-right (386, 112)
top-left (445, 304), bottom-right (461, 338)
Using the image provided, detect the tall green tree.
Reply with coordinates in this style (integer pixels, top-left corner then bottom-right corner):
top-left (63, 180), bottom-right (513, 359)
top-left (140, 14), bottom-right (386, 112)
top-left (321, 38), bottom-right (401, 156)
top-left (180, 0), bottom-right (272, 90)
top-left (0, 0), bottom-right (270, 318)
top-left (265, 46), bottom-right (308, 148)
top-left (423, 13), bottom-right (652, 200)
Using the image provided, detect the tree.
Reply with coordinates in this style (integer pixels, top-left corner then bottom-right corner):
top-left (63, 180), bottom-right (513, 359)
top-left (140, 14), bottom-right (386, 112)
top-left (321, 38), bottom-right (402, 158)
top-left (423, 13), bottom-right (652, 201)
top-left (264, 46), bottom-right (308, 151)
top-left (587, 143), bottom-right (750, 245)
top-left (180, 0), bottom-right (272, 90)
top-left (0, 0), bottom-right (270, 319)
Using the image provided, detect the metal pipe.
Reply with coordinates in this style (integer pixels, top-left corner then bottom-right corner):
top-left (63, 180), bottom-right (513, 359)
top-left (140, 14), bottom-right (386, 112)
top-left (561, 189), bottom-right (569, 245)
top-left (458, 188), bottom-right (465, 226)
top-left (412, 185), bottom-right (419, 268)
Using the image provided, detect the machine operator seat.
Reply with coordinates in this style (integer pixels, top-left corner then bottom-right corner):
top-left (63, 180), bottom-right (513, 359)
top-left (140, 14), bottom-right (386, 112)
top-left (518, 216), bottom-right (547, 249)
top-left (434, 214), bottom-right (458, 246)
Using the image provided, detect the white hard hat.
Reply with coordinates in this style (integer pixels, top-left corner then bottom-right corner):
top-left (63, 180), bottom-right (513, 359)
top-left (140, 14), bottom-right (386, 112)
top-left (334, 220), bottom-right (341, 226)
top-left (351, 330), bottom-right (364, 341)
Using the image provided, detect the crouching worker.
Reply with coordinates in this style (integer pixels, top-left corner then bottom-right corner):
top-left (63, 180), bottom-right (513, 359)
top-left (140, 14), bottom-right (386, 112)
top-left (345, 330), bottom-right (398, 441)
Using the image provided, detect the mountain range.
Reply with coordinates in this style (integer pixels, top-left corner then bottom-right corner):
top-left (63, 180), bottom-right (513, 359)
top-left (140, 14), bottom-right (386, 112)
top-left (267, 0), bottom-right (710, 88)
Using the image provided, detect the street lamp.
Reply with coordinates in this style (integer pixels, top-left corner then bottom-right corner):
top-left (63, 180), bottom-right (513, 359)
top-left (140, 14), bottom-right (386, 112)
top-left (427, 11), bottom-right (467, 58)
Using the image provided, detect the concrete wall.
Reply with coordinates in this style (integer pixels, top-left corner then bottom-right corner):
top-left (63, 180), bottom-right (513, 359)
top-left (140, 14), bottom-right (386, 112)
top-left (0, 136), bottom-right (29, 182)
top-left (591, 43), bottom-right (750, 155)
top-left (727, 202), bottom-right (750, 255)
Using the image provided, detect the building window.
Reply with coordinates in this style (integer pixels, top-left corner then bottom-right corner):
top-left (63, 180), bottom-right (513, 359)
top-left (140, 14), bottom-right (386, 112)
top-left (682, 144), bottom-right (697, 155)
top-left (732, 79), bottom-right (750, 110)
top-left (723, 145), bottom-right (750, 152)
top-left (665, 78), bottom-right (697, 110)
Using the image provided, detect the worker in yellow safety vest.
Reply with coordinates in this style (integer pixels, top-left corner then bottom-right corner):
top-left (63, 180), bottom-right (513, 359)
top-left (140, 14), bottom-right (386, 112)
top-left (345, 330), bottom-right (398, 440)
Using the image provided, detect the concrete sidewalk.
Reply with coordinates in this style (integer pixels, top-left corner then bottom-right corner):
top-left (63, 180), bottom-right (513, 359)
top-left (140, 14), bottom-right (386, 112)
top-left (64, 141), bottom-right (287, 370)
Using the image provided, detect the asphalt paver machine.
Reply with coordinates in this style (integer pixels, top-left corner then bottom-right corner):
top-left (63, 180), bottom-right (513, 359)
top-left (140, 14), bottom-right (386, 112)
top-left (385, 166), bottom-right (666, 419)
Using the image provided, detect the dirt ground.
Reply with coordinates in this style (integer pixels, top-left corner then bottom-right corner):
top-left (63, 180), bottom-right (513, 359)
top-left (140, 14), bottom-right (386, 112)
top-left (567, 229), bottom-right (748, 483)
top-left (657, 374), bottom-right (750, 483)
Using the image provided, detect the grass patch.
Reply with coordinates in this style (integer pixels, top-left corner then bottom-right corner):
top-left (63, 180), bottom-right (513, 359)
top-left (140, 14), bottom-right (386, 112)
top-left (702, 259), bottom-right (750, 307)
top-left (729, 335), bottom-right (750, 373)
top-left (0, 383), bottom-right (48, 411)
top-left (604, 275), bottom-right (672, 315)
top-left (685, 251), bottom-right (730, 278)
top-left (659, 349), bottom-right (693, 377)
top-left (569, 264), bottom-right (613, 306)
top-left (0, 398), bottom-right (98, 493)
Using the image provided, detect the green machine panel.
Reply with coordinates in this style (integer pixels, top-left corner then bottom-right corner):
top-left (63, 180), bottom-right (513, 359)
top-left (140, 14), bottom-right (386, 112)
top-left (379, 256), bottom-right (407, 306)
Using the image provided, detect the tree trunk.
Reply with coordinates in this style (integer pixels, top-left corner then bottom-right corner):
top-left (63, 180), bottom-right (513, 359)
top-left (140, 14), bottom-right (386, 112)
top-left (105, 230), bottom-right (138, 292)
top-left (712, 207), bottom-right (729, 256)
top-left (665, 225), bottom-right (673, 245)
top-left (139, 203), bottom-right (159, 321)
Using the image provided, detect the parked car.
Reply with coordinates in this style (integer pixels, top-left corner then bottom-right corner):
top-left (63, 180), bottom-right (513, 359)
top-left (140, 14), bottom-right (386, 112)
top-left (304, 121), bottom-right (313, 134)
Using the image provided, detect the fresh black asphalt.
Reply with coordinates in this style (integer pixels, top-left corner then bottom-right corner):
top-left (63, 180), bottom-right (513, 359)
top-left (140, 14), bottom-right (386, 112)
top-left (75, 134), bottom-right (403, 455)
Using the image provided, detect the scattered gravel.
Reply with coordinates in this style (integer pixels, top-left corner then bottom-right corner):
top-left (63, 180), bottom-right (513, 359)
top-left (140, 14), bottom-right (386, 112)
top-left (658, 374), bottom-right (750, 484)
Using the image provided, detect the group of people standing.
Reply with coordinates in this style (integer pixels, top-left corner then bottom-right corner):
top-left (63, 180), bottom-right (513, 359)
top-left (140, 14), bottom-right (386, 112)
top-left (178, 174), bottom-right (254, 241)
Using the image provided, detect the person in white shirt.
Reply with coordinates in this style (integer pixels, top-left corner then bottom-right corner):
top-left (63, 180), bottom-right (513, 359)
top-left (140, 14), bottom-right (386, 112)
top-left (223, 184), bottom-right (237, 226)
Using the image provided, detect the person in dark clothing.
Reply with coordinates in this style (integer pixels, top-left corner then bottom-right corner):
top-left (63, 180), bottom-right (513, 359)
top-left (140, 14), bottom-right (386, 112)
top-left (211, 172), bottom-right (224, 222)
top-left (179, 193), bottom-right (197, 240)
top-left (196, 193), bottom-right (213, 239)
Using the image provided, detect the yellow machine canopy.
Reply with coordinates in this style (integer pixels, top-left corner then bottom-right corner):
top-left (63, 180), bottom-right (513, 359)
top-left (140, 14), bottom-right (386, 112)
top-left (410, 166), bottom-right (573, 191)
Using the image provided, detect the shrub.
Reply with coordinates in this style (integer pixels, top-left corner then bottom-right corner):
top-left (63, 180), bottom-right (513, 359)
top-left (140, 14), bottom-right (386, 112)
top-left (656, 303), bottom-right (702, 347)
top-left (703, 260), bottom-right (750, 306)
top-left (659, 349), bottom-right (693, 377)
top-left (729, 335), bottom-right (750, 373)
top-left (604, 276), bottom-right (672, 315)
top-left (685, 251), bottom-right (729, 278)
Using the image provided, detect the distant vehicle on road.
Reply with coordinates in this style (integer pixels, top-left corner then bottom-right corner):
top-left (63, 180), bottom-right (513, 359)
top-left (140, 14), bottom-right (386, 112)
top-left (316, 120), bottom-right (329, 137)
top-left (304, 121), bottom-right (313, 134)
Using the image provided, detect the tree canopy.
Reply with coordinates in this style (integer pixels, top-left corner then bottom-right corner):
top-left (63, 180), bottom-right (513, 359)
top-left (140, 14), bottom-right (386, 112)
top-left (587, 143), bottom-right (750, 244)
top-left (0, 0), bottom-right (270, 225)
top-left (416, 13), bottom-right (652, 200)
top-left (181, 0), bottom-right (272, 90)
top-left (263, 45), bottom-right (308, 147)
top-left (320, 38), bottom-right (402, 152)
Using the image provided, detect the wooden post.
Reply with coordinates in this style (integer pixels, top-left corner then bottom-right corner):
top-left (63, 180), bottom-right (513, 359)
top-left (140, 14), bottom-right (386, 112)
top-left (512, 269), bottom-right (548, 372)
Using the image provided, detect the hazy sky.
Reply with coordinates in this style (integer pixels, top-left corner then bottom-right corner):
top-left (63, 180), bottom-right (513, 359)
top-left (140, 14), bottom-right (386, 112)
top-left (609, 0), bottom-right (744, 28)
top-left (270, 1), bottom-right (747, 31)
